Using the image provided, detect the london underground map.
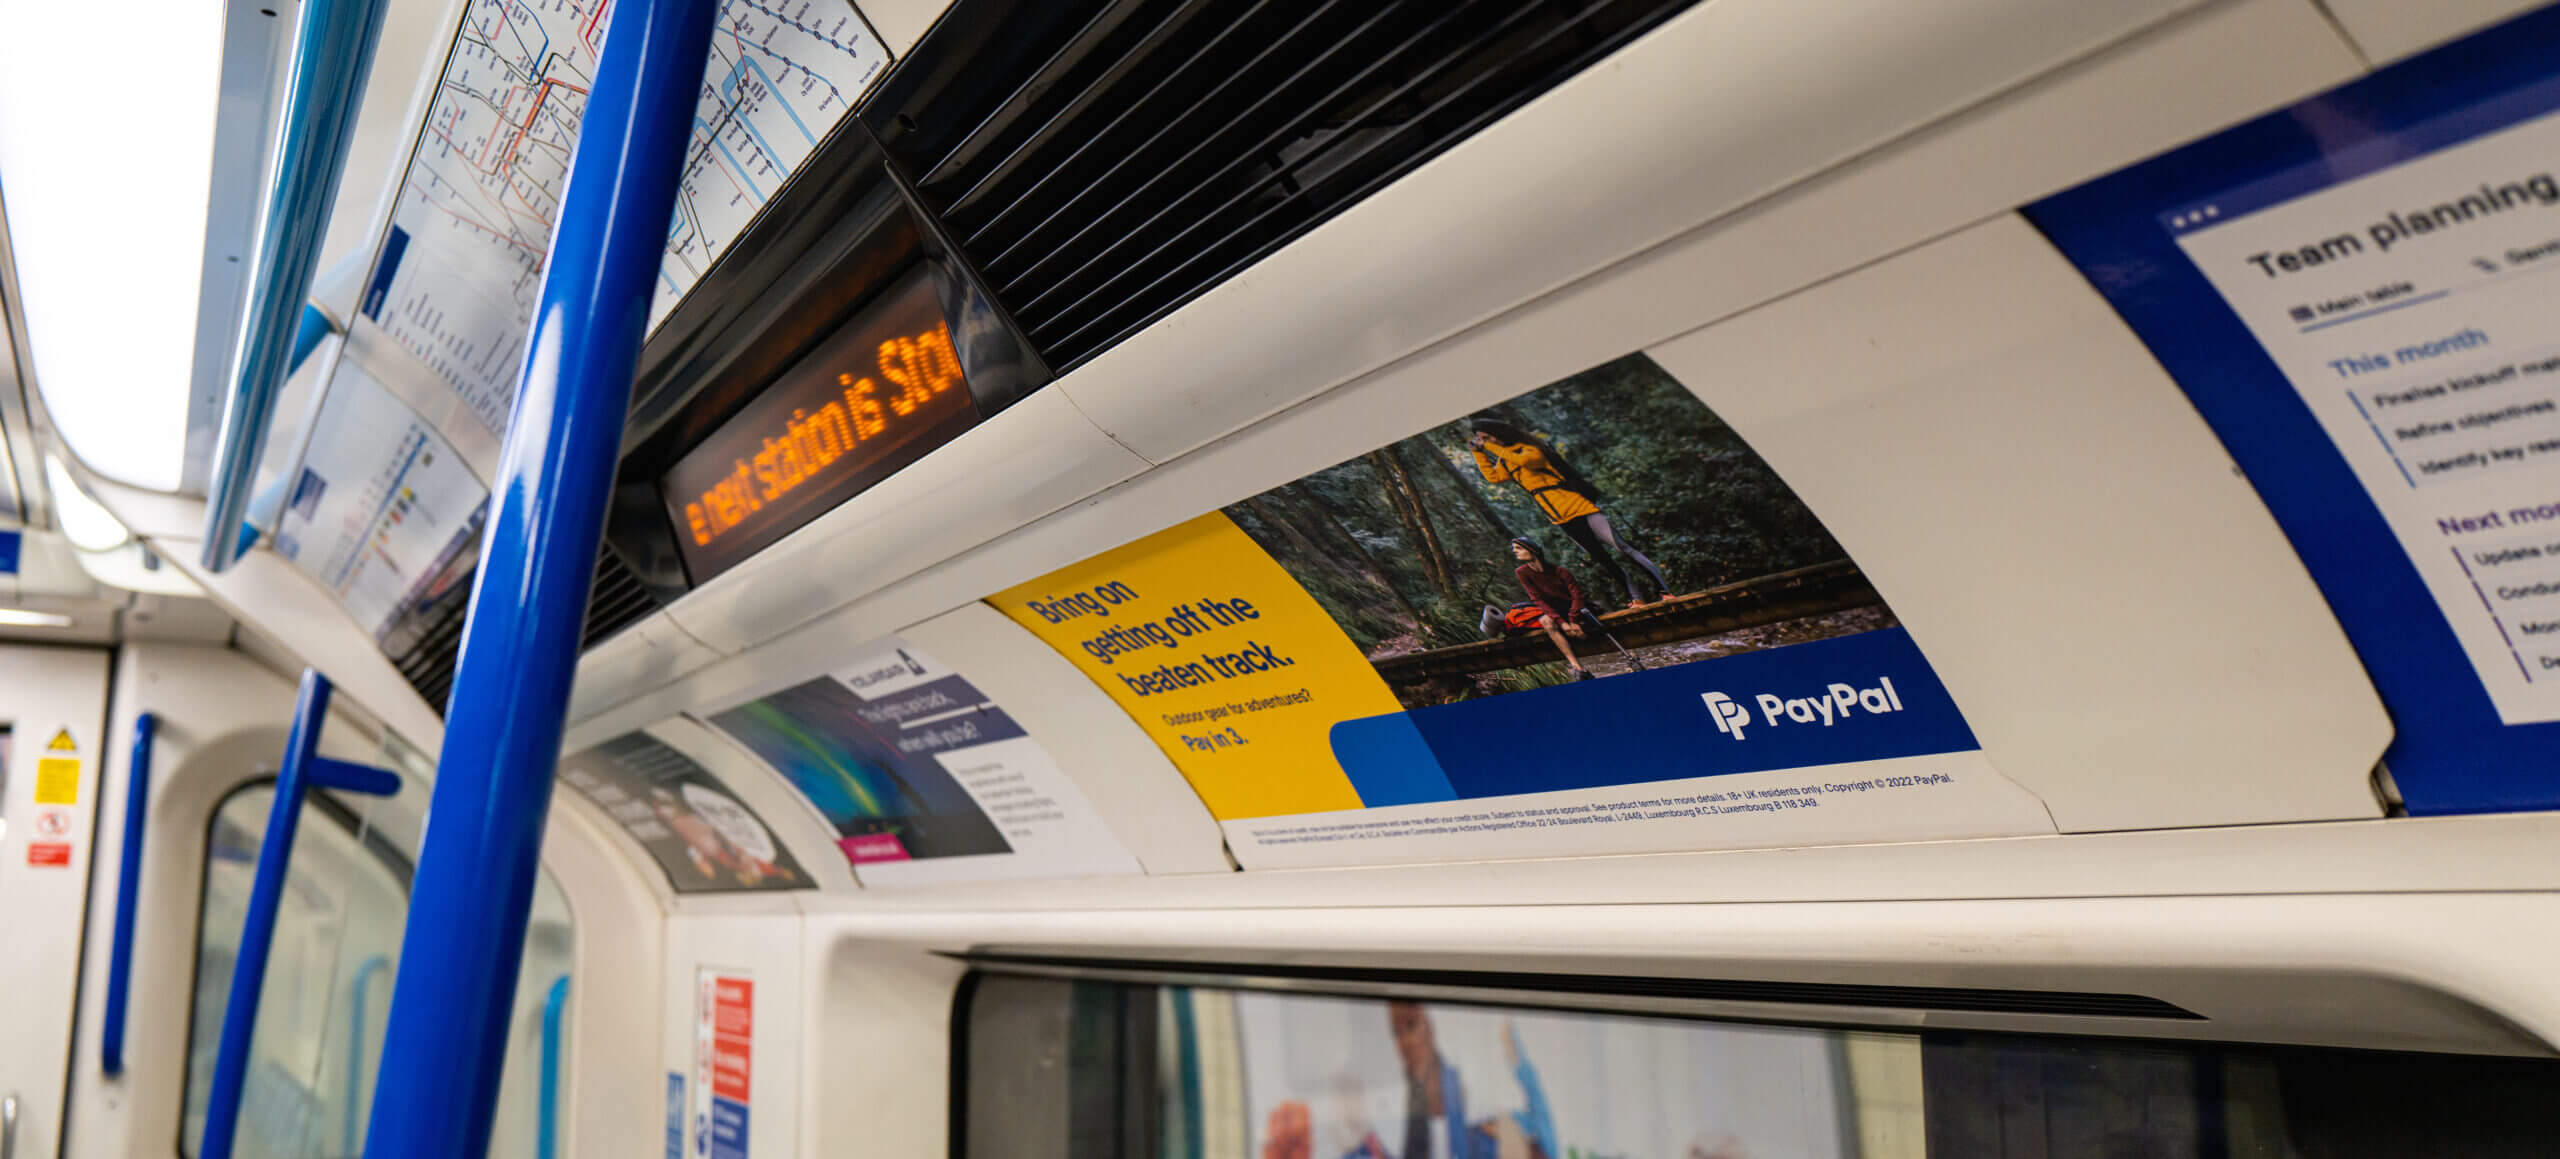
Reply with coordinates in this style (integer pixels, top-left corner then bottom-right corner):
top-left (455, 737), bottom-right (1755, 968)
top-left (358, 0), bottom-right (887, 437)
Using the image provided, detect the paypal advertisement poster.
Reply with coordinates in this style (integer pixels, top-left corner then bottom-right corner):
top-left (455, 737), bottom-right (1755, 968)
top-left (993, 355), bottom-right (2050, 869)
top-left (2028, 6), bottom-right (2560, 812)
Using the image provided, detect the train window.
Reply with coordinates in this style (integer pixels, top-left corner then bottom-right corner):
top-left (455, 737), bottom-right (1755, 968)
top-left (958, 975), bottom-right (2560, 1158)
top-left (180, 780), bottom-right (575, 1159)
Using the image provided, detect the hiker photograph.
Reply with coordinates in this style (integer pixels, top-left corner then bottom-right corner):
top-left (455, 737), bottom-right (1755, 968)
top-left (1222, 354), bottom-right (1901, 709)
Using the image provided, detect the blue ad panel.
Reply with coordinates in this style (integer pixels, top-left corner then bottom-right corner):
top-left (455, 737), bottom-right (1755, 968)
top-left (1334, 628), bottom-right (1976, 803)
top-left (2025, 4), bottom-right (2560, 812)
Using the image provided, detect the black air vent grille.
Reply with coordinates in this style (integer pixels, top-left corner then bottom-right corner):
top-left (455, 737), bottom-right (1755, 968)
top-left (391, 594), bottom-right (469, 714)
top-left (874, 0), bottom-right (1700, 369)
top-left (389, 547), bottom-right (660, 715)
top-left (582, 550), bottom-right (658, 649)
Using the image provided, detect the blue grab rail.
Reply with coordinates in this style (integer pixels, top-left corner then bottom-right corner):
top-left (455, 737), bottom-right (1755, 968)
top-left (361, 3), bottom-right (719, 1157)
top-left (201, 671), bottom-right (401, 1159)
top-left (99, 712), bottom-right (156, 1076)
top-left (538, 977), bottom-right (569, 1159)
top-left (224, 301), bottom-right (337, 561)
top-left (199, 0), bottom-right (391, 574)
top-left (344, 954), bottom-right (393, 1158)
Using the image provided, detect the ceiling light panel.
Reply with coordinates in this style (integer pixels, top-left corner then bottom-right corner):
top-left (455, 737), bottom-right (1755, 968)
top-left (0, 0), bottom-right (225, 492)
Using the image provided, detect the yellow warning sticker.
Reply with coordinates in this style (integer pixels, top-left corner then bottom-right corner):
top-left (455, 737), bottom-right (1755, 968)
top-left (45, 728), bottom-right (75, 752)
top-left (34, 757), bottom-right (78, 805)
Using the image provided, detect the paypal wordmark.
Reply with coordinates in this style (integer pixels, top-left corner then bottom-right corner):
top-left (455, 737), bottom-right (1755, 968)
top-left (1703, 678), bottom-right (1904, 740)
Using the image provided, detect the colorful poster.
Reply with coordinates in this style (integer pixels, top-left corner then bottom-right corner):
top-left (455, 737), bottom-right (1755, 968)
top-left (1236, 992), bottom-right (1850, 1159)
top-left (706, 641), bottom-right (1141, 885)
top-left (993, 355), bottom-right (2049, 867)
top-left (272, 363), bottom-right (490, 638)
top-left (693, 970), bottom-right (751, 1159)
top-left (2027, 4), bottom-right (2560, 811)
top-left (558, 734), bottom-right (808, 893)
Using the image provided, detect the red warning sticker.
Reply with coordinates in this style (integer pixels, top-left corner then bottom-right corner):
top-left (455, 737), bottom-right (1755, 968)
top-left (27, 842), bottom-right (71, 867)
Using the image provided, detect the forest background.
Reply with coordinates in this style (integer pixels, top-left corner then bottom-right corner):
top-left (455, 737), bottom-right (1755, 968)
top-left (1222, 355), bottom-right (1855, 695)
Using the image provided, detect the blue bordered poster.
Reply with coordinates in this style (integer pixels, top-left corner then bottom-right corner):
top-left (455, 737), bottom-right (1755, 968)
top-left (2028, 5), bottom-right (2560, 811)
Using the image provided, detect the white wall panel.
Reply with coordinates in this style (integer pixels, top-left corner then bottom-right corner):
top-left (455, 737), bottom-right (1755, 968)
top-left (0, 646), bottom-right (110, 1159)
top-left (567, 614), bottom-right (723, 727)
top-left (2325, 0), bottom-right (2550, 64)
top-left (538, 802), bottom-right (669, 1159)
top-left (1645, 216), bottom-right (2388, 830)
top-left (149, 545), bottom-right (445, 752)
top-left (803, 889), bottom-right (2560, 1067)
top-left (856, 0), bottom-right (950, 56)
top-left (663, 915), bottom-right (805, 1159)
top-left (804, 929), bottom-right (964, 1159)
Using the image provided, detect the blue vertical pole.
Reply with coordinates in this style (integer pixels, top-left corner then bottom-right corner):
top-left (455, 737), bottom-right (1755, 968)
top-left (361, 3), bottom-right (719, 1158)
top-left (200, 675), bottom-right (333, 1159)
top-left (345, 955), bottom-right (393, 1158)
top-left (200, 0), bottom-right (391, 573)
top-left (99, 712), bottom-right (156, 1076)
top-left (537, 977), bottom-right (570, 1159)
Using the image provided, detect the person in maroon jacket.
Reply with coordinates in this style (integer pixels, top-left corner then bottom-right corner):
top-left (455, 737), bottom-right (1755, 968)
top-left (1502, 538), bottom-right (1596, 681)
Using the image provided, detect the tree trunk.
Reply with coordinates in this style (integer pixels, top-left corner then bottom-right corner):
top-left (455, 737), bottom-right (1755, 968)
top-left (1284, 482), bottom-right (1427, 631)
top-left (1388, 443), bottom-right (1464, 600)
top-left (1239, 495), bottom-right (1332, 580)
top-left (1367, 450), bottom-right (1457, 602)
top-left (1429, 442), bottom-right (1515, 547)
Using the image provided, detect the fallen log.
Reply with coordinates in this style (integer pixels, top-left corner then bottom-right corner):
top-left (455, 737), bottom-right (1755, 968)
top-left (1370, 559), bottom-right (1880, 683)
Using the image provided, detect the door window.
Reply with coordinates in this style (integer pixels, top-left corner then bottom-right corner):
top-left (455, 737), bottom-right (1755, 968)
top-left (180, 779), bottom-right (573, 1159)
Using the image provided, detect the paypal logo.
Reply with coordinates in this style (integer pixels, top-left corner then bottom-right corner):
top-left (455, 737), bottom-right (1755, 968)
top-left (1702, 678), bottom-right (1904, 740)
top-left (1703, 692), bottom-right (1753, 738)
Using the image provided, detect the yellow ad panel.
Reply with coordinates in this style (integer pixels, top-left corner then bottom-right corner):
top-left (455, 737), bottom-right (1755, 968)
top-left (34, 756), bottom-right (78, 805)
top-left (988, 513), bottom-right (1400, 818)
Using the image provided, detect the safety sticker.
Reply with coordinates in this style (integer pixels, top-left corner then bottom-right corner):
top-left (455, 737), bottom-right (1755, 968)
top-left (27, 842), bottom-right (70, 867)
top-left (45, 728), bottom-right (75, 751)
top-left (34, 757), bottom-right (78, 805)
top-left (31, 807), bottom-right (72, 838)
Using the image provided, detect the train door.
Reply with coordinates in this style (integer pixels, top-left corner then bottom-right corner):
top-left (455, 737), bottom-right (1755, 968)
top-left (0, 646), bottom-right (113, 1159)
top-left (170, 769), bottom-right (575, 1159)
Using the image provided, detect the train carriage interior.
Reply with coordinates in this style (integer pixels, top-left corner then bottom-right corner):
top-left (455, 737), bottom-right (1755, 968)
top-left (2, 0), bottom-right (2560, 1156)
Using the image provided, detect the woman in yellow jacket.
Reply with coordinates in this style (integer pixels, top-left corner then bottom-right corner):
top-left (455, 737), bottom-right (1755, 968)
top-left (1467, 417), bottom-right (1671, 607)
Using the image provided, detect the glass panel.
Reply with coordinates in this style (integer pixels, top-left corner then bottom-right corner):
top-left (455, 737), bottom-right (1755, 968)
top-left (487, 874), bottom-right (575, 1159)
top-left (961, 976), bottom-right (2560, 1159)
top-left (182, 785), bottom-right (404, 1159)
top-left (183, 778), bottom-right (577, 1159)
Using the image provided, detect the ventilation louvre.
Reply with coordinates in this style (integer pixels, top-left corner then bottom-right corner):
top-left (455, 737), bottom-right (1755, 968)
top-left (875, 0), bottom-right (1701, 370)
top-left (390, 548), bottom-right (659, 715)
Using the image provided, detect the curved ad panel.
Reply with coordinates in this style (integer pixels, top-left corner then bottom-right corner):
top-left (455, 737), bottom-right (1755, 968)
top-left (559, 732), bottom-right (810, 893)
top-left (991, 354), bottom-right (2051, 868)
top-left (2027, 4), bottom-right (2560, 812)
top-left (702, 640), bottom-right (1142, 886)
top-left (271, 362), bottom-right (490, 644)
